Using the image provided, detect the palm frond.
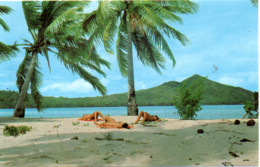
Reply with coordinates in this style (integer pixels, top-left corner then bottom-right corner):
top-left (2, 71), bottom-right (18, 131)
top-left (30, 59), bottom-right (44, 111)
top-left (54, 36), bottom-right (110, 77)
top-left (132, 29), bottom-right (165, 73)
top-left (16, 50), bottom-right (32, 91)
top-left (41, 1), bottom-right (89, 29)
top-left (162, 23), bottom-right (190, 46)
top-left (83, 10), bottom-right (106, 47)
top-left (22, 1), bottom-right (41, 32)
top-left (56, 53), bottom-right (107, 95)
top-left (0, 18), bottom-right (10, 31)
top-left (116, 14), bottom-right (128, 77)
top-left (156, 0), bottom-right (198, 14)
top-left (146, 26), bottom-right (175, 67)
top-left (0, 5), bottom-right (12, 31)
top-left (0, 5), bottom-right (12, 15)
top-left (45, 7), bottom-right (83, 36)
top-left (0, 41), bottom-right (17, 62)
top-left (132, 1), bottom-right (183, 24)
top-left (103, 15), bottom-right (118, 55)
top-left (42, 47), bottom-right (51, 73)
top-left (86, 46), bottom-right (111, 70)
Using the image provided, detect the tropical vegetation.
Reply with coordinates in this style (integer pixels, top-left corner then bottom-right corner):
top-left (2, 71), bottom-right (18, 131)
top-left (13, 1), bottom-right (110, 118)
top-left (243, 91), bottom-right (258, 118)
top-left (82, 1), bottom-right (198, 115)
top-left (0, 5), bottom-right (18, 63)
top-left (174, 76), bottom-right (206, 120)
top-left (0, 75), bottom-right (253, 109)
top-left (3, 125), bottom-right (32, 137)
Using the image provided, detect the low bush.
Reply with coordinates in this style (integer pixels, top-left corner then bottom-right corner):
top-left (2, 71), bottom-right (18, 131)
top-left (3, 125), bottom-right (32, 137)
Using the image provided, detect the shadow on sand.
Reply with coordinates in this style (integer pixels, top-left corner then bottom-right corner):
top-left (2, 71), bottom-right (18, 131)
top-left (0, 120), bottom-right (258, 166)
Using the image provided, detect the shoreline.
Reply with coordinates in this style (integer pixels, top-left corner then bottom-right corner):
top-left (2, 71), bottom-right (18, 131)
top-left (0, 117), bottom-right (258, 166)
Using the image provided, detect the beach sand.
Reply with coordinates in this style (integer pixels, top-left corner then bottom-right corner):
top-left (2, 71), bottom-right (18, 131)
top-left (0, 116), bottom-right (258, 166)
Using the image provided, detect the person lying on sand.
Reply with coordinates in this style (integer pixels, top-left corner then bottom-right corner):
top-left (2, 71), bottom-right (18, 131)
top-left (134, 111), bottom-right (161, 125)
top-left (94, 115), bottom-right (133, 129)
top-left (79, 111), bottom-right (104, 121)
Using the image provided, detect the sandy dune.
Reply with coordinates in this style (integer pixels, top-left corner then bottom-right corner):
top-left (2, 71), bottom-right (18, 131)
top-left (0, 117), bottom-right (258, 166)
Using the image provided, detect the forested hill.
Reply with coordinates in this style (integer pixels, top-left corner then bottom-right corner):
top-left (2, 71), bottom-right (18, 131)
top-left (0, 75), bottom-right (253, 109)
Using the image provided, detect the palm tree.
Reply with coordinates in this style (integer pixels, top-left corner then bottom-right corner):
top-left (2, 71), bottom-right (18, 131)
top-left (83, 1), bottom-right (198, 115)
top-left (0, 5), bottom-right (18, 62)
top-left (13, 1), bottom-right (110, 118)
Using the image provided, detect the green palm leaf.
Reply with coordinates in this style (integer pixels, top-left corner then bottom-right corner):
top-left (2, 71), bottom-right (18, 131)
top-left (0, 42), bottom-right (17, 62)
top-left (22, 1), bottom-right (41, 32)
top-left (0, 5), bottom-right (13, 32)
top-left (16, 50), bottom-right (32, 91)
top-left (30, 60), bottom-right (43, 111)
top-left (14, 1), bottom-right (110, 117)
top-left (116, 15), bottom-right (128, 77)
top-left (132, 29), bottom-right (165, 73)
top-left (56, 53), bottom-right (107, 96)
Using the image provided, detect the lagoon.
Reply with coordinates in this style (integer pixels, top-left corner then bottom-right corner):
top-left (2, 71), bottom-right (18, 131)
top-left (0, 105), bottom-right (246, 119)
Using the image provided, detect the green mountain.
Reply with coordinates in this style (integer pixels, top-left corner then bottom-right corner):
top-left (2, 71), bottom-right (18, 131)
top-left (0, 74), bottom-right (254, 109)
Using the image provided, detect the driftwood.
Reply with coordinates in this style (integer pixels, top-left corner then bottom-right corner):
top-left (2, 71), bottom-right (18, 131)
top-left (242, 113), bottom-right (248, 119)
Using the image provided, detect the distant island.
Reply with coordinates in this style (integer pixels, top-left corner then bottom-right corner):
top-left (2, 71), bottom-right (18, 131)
top-left (0, 75), bottom-right (253, 109)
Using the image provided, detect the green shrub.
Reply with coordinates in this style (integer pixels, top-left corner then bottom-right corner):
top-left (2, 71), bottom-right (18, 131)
top-left (174, 77), bottom-right (206, 120)
top-left (243, 92), bottom-right (258, 118)
top-left (17, 126), bottom-right (32, 134)
top-left (3, 125), bottom-right (32, 137)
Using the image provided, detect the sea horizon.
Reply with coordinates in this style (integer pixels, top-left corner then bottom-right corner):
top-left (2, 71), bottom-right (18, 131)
top-left (0, 105), bottom-right (246, 120)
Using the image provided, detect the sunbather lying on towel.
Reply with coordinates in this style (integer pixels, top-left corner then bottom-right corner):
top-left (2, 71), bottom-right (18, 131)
top-left (79, 111), bottom-right (104, 121)
top-left (134, 111), bottom-right (161, 125)
top-left (94, 115), bottom-right (133, 129)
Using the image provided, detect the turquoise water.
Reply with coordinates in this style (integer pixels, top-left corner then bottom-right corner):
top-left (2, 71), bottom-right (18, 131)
top-left (0, 105), bottom-right (246, 119)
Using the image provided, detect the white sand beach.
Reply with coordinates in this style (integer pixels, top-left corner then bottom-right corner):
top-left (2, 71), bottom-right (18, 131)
top-left (0, 117), bottom-right (258, 167)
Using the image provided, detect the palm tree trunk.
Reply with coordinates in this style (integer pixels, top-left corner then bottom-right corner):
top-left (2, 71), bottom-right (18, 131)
top-left (127, 16), bottom-right (138, 116)
top-left (13, 53), bottom-right (37, 118)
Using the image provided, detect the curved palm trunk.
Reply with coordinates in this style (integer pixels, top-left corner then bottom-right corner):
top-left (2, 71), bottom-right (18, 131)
top-left (13, 53), bottom-right (37, 118)
top-left (127, 17), bottom-right (138, 116)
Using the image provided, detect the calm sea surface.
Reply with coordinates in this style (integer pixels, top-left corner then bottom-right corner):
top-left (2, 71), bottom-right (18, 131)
top-left (0, 105), bottom-right (246, 119)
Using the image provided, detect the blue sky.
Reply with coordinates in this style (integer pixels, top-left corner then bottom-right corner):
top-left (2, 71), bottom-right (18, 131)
top-left (0, 0), bottom-right (258, 98)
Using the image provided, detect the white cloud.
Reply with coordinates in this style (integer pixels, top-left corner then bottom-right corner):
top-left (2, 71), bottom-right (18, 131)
top-left (135, 81), bottom-right (147, 90)
top-left (41, 79), bottom-right (93, 93)
top-left (217, 76), bottom-right (244, 86)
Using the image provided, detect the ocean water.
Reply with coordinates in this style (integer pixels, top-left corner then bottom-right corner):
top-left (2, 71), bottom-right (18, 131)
top-left (0, 105), bottom-right (247, 120)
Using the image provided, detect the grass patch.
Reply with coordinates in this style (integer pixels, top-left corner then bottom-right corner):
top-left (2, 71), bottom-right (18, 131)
top-left (72, 122), bottom-right (80, 126)
top-left (83, 123), bottom-right (89, 126)
top-left (3, 125), bottom-right (32, 137)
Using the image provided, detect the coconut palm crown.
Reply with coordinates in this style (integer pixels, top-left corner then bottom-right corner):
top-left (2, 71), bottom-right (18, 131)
top-left (83, 0), bottom-right (198, 115)
top-left (14, 1), bottom-right (110, 118)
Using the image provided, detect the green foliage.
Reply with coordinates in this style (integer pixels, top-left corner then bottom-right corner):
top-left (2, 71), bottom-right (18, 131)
top-left (174, 77), bottom-right (206, 120)
top-left (89, 1), bottom-right (198, 76)
top-left (3, 125), bottom-right (32, 137)
top-left (0, 75), bottom-right (254, 109)
top-left (0, 5), bottom-right (18, 63)
top-left (13, 1), bottom-right (110, 117)
top-left (243, 91), bottom-right (258, 118)
top-left (72, 122), bottom-right (80, 126)
top-left (3, 126), bottom-right (19, 136)
top-left (250, 0), bottom-right (258, 7)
